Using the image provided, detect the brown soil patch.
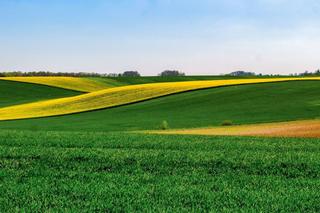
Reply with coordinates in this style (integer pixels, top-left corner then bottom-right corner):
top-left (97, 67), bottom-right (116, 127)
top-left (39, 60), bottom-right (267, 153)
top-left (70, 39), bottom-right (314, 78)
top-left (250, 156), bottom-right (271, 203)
top-left (147, 120), bottom-right (320, 138)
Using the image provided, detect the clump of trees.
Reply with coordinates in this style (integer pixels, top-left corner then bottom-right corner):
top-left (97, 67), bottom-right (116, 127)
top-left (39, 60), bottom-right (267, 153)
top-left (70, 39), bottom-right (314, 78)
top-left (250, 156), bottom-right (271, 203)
top-left (159, 70), bottom-right (185, 77)
top-left (120, 71), bottom-right (141, 77)
top-left (293, 69), bottom-right (320, 77)
top-left (228, 71), bottom-right (256, 77)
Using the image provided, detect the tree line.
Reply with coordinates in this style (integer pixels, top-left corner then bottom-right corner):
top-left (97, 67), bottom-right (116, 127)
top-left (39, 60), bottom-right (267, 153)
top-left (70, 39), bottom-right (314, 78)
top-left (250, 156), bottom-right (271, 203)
top-left (290, 69), bottom-right (320, 77)
top-left (0, 71), bottom-right (102, 77)
top-left (0, 70), bottom-right (186, 77)
top-left (1, 69), bottom-right (319, 77)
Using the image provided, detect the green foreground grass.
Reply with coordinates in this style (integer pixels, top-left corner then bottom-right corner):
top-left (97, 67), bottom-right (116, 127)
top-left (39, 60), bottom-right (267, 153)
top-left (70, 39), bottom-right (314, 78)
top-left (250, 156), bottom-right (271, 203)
top-left (0, 130), bottom-right (319, 211)
top-left (0, 80), bottom-right (81, 108)
top-left (1, 81), bottom-right (320, 131)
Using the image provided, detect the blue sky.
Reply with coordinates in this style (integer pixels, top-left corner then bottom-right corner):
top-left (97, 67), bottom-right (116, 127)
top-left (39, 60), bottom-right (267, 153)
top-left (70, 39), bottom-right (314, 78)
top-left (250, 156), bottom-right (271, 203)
top-left (1, 0), bottom-right (320, 75)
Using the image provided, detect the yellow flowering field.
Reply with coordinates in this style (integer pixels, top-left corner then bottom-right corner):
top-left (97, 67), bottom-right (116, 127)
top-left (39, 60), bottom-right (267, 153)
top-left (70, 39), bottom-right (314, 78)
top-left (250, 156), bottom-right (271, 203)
top-left (0, 77), bottom-right (319, 121)
top-left (0, 77), bottom-right (109, 92)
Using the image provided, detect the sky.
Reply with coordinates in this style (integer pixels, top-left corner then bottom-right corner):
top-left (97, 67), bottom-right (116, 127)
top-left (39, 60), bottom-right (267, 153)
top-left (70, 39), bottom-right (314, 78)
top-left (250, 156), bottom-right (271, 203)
top-left (1, 0), bottom-right (320, 76)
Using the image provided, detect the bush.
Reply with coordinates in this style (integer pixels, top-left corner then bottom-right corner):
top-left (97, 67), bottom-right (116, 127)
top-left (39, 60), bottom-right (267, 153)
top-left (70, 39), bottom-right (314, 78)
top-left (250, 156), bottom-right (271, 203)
top-left (221, 120), bottom-right (233, 126)
top-left (160, 120), bottom-right (169, 130)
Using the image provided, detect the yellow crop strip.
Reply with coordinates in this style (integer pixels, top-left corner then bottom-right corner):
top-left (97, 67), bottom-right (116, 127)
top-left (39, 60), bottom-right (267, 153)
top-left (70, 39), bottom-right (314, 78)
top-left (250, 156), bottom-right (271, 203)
top-left (0, 77), bottom-right (319, 121)
top-left (0, 77), bottom-right (109, 92)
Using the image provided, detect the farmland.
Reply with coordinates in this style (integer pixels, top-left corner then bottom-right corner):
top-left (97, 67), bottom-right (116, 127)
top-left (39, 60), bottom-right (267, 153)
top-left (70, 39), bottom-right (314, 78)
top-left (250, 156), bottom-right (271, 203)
top-left (0, 76), bottom-right (110, 92)
top-left (0, 79), bottom-right (81, 108)
top-left (0, 77), bottom-right (319, 121)
top-left (1, 80), bottom-right (320, 131)
top-left (1, 76), bottom-right (320, 211)
top-left (1, 131), bottom-right (320, 212)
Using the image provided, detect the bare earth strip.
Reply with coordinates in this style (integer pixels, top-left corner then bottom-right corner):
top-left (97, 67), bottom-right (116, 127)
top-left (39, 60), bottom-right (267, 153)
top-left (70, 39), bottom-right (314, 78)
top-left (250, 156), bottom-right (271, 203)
top-left (1, 77), bottom-right (320, 121)
top-left (147, 120), bottom-right (320, 138)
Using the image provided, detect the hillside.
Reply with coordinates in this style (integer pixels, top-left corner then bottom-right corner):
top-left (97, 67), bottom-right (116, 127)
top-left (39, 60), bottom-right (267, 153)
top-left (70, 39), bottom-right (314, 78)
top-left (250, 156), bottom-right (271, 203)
top-left (0, 79), bottom-right (81, 108)
top-left (1, 80), bottom-right (320, 131)
top-left (0, 77), bottom-right (319, 121)
top-left (1, 76), bottom-right (320, 212)
top-left (0, 77), bottom-right (109, 92)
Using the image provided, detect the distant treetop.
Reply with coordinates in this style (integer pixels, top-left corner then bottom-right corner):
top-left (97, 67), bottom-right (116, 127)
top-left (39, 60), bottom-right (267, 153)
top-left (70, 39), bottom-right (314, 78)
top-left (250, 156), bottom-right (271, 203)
top-left (120, 71), bottom-right (141, 77)
top-left (228, 71), bottom-right (256, 76)
top-left (159, 70), bottom-right (185, 77)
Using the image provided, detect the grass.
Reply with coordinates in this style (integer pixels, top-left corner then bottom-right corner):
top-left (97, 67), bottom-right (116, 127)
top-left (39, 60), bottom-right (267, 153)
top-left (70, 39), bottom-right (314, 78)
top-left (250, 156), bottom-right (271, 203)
top-left (0, 79), bottom-right (81, 108)
top-left (1, 81), bottom-right (320, 131)
top-left (0, 76), bottom-right (109, 92)
top-left (0, 130), bottom-right (319, 211)
top-left (0, 77), bottom-right (318, 121)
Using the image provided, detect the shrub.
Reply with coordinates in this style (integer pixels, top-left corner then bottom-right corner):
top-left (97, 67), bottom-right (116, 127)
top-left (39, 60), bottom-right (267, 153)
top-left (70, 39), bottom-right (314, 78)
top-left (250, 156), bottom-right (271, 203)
top-left (160, 120), bottom-right (169, 130)
top-left (221, 120), bottom-right (233, 126)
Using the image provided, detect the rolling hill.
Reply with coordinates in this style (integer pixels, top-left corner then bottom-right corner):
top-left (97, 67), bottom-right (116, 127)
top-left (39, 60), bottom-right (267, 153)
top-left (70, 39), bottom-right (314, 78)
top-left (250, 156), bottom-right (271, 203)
top-left (1, 76), bottom-right (320, 212)
top-left (1, 80), bottom-right (320, 131)
top-left (0, 77), bottom-right (319, 121)
top-left (0, 79), bottom-right (81, 108)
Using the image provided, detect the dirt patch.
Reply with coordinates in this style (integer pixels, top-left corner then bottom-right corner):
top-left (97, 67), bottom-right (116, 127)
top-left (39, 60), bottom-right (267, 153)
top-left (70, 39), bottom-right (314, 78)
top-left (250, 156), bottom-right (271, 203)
top-left (147, 120), bottom-right (320, 138)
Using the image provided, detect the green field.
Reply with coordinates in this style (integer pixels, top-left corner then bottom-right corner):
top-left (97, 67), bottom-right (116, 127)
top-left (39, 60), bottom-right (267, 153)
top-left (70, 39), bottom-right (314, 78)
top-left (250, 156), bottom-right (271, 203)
top-left (1, 131), bottom-right (320, 212)
top-left (0, 80), bottom-right (81, 108)
top-left (1, 81), bottom-right (319, 131)
top-left (1, 77), bottom-right (320, 211)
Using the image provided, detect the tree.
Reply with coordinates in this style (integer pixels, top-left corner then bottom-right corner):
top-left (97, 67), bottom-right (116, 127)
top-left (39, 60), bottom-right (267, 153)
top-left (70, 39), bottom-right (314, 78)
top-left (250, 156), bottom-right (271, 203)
top-left (159, 70), bottom-right (185, 77)
top-left (228, 71), bottom-right (255, 76)
top-left (122, 71), bottom-right (140, 77)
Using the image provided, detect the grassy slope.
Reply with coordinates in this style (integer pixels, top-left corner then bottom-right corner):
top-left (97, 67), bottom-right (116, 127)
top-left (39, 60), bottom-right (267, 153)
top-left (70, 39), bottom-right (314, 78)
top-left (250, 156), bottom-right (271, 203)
top-left (1, 81), bottom-right (320, 131)
top-left (1, 130), bottom-right (319, 211)
top-left (1, 78), bottom-right (311, 121)
top-left (0, 80), bottom-right (81, 108)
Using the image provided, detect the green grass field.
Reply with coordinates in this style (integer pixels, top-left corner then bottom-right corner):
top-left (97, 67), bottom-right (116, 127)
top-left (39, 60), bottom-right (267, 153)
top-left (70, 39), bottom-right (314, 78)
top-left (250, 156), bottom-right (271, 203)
top-left (1, 81), bottom-right (319, 131)
top-left (1, 77), bottom-right (320, 211)
top-left (1, 131), bottom-right (320, 212)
